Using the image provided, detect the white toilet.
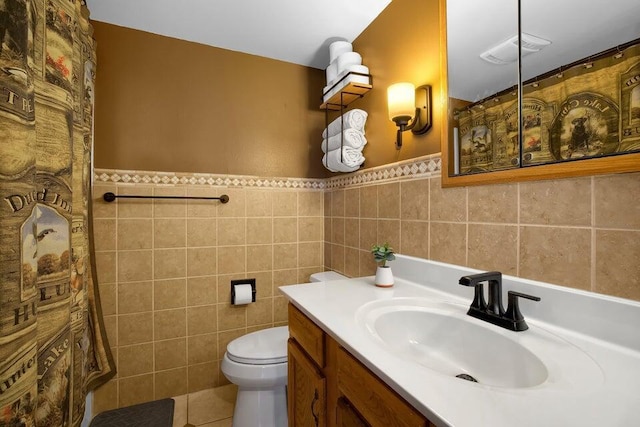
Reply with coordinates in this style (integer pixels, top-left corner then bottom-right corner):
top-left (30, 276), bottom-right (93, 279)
top-left (221, 271), bottom-right (346, 427)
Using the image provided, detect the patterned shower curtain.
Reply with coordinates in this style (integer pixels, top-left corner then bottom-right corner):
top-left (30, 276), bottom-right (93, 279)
top-left (0, 1), bottom-right (115, 426)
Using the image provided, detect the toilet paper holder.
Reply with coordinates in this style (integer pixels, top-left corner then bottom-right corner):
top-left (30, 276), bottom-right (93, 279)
top-left (231, 279), bottom-right (256, 304)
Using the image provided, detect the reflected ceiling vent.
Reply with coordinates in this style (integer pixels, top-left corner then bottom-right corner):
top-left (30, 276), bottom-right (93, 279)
top-left (480, 33), bottom-right (551, 65)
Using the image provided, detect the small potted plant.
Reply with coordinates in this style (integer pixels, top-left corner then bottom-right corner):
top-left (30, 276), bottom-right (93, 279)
top-left (371, 243), bottom-right (396, 287)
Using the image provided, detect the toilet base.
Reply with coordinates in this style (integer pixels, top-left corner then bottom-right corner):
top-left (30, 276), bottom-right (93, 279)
top-left (232, 385), bottom-right (287, 427)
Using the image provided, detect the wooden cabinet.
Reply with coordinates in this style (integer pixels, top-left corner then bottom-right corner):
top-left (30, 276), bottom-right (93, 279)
top-left (288, 303), bottom-right (433, 427)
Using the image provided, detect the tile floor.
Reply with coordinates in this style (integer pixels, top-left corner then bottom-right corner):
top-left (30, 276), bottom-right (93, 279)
top-left (172, 384), bottom-right (237, 427)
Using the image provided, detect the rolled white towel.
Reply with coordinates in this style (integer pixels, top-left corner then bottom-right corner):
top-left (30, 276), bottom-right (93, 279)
top-left (322, 147), bottom-right (365, 173)
top-left (321, 129), bottom-right (367, 153)
top-left (322, 109), bottom-right (368, 138)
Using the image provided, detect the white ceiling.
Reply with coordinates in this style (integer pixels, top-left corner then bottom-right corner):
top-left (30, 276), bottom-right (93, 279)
top-left (85, 0), bottom-right (392, 69)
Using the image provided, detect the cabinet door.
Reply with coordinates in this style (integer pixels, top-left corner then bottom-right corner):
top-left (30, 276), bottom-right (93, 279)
top-left (336, 397), bottom-right (369, 427)
top-left (288, 339), bottom-right (326, 427)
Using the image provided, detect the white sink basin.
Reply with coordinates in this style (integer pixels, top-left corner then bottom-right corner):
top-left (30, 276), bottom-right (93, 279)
top-left (356, 298), bottom-right (603, 390)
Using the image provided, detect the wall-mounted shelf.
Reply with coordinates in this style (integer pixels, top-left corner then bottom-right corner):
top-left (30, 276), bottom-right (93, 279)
top-left (320, 72), bottom-right (372, 110)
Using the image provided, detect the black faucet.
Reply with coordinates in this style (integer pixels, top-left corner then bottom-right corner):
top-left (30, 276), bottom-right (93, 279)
top-left (458, 271), bottom-right (540, 331)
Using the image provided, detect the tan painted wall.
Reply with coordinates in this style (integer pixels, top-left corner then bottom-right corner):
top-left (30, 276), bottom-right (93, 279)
top-left (92, 22), bottom-right (327, 178)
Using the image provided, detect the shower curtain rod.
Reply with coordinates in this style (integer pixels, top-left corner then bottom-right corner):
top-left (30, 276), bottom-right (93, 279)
top-left (102, 192), bottom-right (229, 203)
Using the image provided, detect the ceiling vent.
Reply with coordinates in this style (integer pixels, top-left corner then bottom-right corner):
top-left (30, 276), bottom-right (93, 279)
top-left (480, 33), bottom-right (551, 65)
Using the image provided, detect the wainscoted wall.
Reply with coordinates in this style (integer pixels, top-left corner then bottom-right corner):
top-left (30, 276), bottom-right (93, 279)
top-left (323, 155), bottom-right (640, 301)
top-left (91, 171), bottom-right (324, 414)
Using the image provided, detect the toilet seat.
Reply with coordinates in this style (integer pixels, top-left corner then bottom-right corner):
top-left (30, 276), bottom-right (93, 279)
top-left (226, 326), bottom-right (288, 365)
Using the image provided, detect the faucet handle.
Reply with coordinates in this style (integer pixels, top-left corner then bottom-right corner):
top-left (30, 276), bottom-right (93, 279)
top-left (458, 277), bottom-right (487, 312)
top-left (504, 291), bottom-right (541, 331)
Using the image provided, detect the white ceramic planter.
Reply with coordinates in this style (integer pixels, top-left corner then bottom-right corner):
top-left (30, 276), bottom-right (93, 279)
top-left (374, 265), bottom-right (394, 287)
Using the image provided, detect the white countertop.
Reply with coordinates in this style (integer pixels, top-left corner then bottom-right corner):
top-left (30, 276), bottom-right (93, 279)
top-left (280, 256), bottom-right (640, 427)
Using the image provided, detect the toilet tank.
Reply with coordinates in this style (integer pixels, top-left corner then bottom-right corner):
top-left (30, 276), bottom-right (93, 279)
top-left (309, 271), bottom-right (347, 282)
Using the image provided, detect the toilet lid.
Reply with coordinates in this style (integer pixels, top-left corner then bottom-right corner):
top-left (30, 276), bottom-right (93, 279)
top-left (226, 326), bottom-right (289, 365)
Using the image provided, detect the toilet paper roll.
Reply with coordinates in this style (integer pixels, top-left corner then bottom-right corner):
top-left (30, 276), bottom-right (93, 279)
top-left (337, 52), bottom-right (362, 74)
top-left (326, 61), bottom-right (338, 86)
top-left (329, 41), bottom-right (352, 63)
top-left (233, 284), bottom-right (253, 305)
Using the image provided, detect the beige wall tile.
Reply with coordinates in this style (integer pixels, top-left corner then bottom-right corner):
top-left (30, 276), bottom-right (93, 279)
top-left (217, 218), bottom-right (246, 246)
top-left (344, 218), bottom-right (359, 248)
top-left (155, 367), bottom-right (188, 399)
top-left (154, 338), bottom-right (187, 371)
top-left (331, 217), bottom-right (345, 245)
top-left (377, 183), bottom-right (400, 219)
top-left (246, 218), bottom-right (272, 244)
top-left (119, 250), bottom-right (153, 282)
top-left (216, 274), bottom-right (236, 304)
top-left (94, 219), bottom-right (116, 251)
top-left (118, 281), bottom-right (152, 314)
top-left (331, 244), bottom-right (345, 273)
top-left (188, 333), bottom-right (218, 364)
top-left (430, 222), bottom-right (467, 266)
top-left (187, 218), bottom-right (217, 247)
top-left (99, 283), bottom-right (116, 316)
top-left (273, 217), bottom-right (298, 243)
top-left (187, 276), bottom-right (217, 306)
top-left (467, 224), bottom-right (518, 275)
top-left (218, 189), bottom-right (246, 218)
top-left (359, 250), bottom-right (377, 277)
top-left (118, 343), bottom-right (153, 377)
top-left (331, 190), bottom-right (345, 217)
top-left (324, 242), bottom-right (331, 270)
top-left (273, 243), bottom-right (297, 270)
top-left (324, 217), bottom-right (332, 243)
top-left (520, 178), bottom-right (591, 226)
top-left (218, 304), bottom-right (247, 331)
top-left (344, 188), bottom-right (360, 218)
top-left (95, 251), bottom-right (116, 284)
top-left (359, 219), bottom-right (377, 250)
top-left (520, 226), bottom-right (591, 290)
top-left (92, 379), bottom-right (118, 415)
top-left (298, 267), bottom-right (321, 284)
top-left (246, 190), bottom-right (273, 217)
top-left (154, 248), bottom-right (186, 279)
top-left (103, 315), bottom-right (117, 347)
top-left (153, 187), bottom-right (187, 218)
top-left (400, 221), bottom-right (429, 259)
top-left (118, 219), bottom-right (152, 250)
top-left (360, 185), bottom-right (378, 219)
top-left (118, 312), bottom-right (153, 346)
top-left (468, 183), bottom-right (517, 224)
top-left (188, 362), bottom-right (218, 393)
top-left (117, 186), bottom-right (153, 218)
top-left (595, 230), bottom-right (640, 300)
top-left (299, 242), bottom-right (323, 267)
top-left (188, 305), bottom-right (218, 335)
top-left (324, 191), bottom-right (332, 217)
top-left (118, 374), bottom-right (154, 407)
top-left (188, 247), bottom-right (218, 276)
top-left (401, 179), bottom-right (429, 221)
top-left (344, 247), bottom-right (360, 278)
top-left (217, 329), bottom-right (245, 360)
top-left (247, 298), bottom-right (274, 326)
top-left (272, 191), bottom-right (297, 216)
top-left (186, 187), bottom-right (218, 218)
top-left (430, 178), bottom-right (466, 222)
top-left (273, 296), bottom-right (288, 323)
top-left (377, 220), bottom-right (400, 249)
top-left (273, 269), bottom-right (299, 287)
top-left (595, 173), bottom-right (640, 229)
top-left (298, 191), bottom-right (323, 217)
top-left (247, 245), bottom-right (273, 272)
top-left (154, 278), bottom-right (187, 310)
top-left (93, 184), bottom-right (117, 218)
top-left (154, 308), bottom-right (186, 340)
top-left (299, 217), bottom-right (323, 242)
top-left (154, 218), bottom-right (186, 248)
top-left (217, 246), bottom-right (245, 274)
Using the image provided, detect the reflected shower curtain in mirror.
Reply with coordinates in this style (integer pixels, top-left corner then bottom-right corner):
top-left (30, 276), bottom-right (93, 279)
top-left (0, 0), bottom-right (115, 425)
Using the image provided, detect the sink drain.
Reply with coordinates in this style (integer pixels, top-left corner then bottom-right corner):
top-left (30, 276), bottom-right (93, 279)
top-left (455, 373), bottom-right (478, 383)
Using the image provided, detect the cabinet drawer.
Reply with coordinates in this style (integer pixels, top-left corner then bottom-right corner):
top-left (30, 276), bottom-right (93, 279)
top-left (288, 303), bottom-right (325, 367)
top-left (337, 348), bottom-right (430, 427)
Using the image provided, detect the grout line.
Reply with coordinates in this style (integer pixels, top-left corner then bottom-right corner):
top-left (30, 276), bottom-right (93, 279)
top-left (591, 176), bottom-right (597, 293)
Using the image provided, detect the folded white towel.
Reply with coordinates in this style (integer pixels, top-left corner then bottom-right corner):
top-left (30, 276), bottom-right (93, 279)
top-left (321, 129), bottom-right (367, 153)
top-left (322, 109), bottom-right (368, 138)
top-left (323, 147), bottom-right (365, 173)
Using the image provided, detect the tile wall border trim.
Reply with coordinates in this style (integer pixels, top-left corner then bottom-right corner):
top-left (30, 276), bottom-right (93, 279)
top-left (93, 154), bottom-right (442, 191)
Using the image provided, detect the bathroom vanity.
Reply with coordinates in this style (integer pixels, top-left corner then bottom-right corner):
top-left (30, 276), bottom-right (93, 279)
top-left (280, 255), bottom-right (640, 427)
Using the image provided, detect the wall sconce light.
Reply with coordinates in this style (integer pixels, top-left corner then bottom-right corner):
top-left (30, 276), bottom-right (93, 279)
top-left (387, 82), bottom-right (432, 149)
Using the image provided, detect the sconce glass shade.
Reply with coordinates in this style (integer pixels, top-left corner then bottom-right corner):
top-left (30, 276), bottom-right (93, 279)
top-left (387, 82), bottom-right (416, 121)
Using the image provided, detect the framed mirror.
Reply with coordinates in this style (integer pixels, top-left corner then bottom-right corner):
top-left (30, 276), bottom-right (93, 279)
top-left (440, 0), bottom-right (640, 187)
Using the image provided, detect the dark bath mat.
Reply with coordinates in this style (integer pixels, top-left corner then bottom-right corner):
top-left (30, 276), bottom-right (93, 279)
top-left (89, 398), bottom-right (174, 427)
